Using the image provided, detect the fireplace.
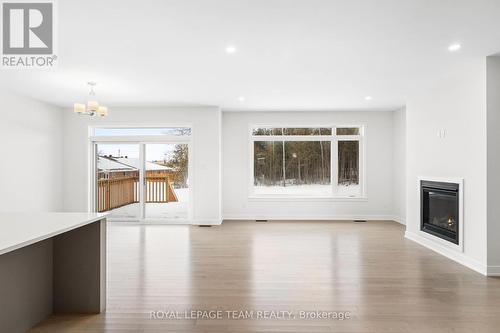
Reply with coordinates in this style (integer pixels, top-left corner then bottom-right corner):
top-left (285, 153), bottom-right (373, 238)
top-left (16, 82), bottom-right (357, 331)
top-left (420, 180), bottom-right (459, 244)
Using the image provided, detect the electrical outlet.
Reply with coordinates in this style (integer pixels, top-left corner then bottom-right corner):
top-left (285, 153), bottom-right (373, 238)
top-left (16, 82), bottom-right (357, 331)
top-left (437, 129), bottom-right (446, 139)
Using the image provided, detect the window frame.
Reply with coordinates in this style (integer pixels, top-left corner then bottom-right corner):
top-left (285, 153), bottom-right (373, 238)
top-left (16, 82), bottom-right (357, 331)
top-left (248, 124), bottom-right (366, 200)
top-left (90, 126), bottom-right (192, 143)
top-left (88, 124), bottom-right (194, 222)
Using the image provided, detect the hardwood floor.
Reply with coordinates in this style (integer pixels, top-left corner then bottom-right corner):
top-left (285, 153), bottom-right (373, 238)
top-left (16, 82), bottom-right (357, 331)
top-left (30, 220), bottom-right (500, 332)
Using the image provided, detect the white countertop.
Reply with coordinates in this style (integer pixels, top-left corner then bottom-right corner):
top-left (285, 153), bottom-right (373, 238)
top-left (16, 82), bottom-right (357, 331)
top-left (0, 212), bottom-right (108, 256)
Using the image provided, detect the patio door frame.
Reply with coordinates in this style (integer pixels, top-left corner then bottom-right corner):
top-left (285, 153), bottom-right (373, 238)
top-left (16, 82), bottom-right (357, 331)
top-left (89, 130), bottom-right (194, 224)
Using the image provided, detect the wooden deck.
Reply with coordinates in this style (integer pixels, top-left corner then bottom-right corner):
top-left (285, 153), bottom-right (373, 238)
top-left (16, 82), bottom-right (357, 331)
top-left (97, 175), bottom-right (177, 212)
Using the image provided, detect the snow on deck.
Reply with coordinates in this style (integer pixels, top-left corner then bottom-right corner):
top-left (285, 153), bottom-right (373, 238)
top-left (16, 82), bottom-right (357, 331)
top-left (108, 188), bottom-right (189, 220)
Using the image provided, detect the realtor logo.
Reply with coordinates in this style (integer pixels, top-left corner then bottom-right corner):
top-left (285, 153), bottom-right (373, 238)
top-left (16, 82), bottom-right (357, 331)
top-left (1, 1), bottom-right (57, 68)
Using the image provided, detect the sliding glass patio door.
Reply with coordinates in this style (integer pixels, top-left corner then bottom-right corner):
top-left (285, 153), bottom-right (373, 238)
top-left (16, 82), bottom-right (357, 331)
top-left (94, 139), bottom-right (191, 222)
top-left (95, 143), bottom-right (141, 219)
top-left (144, 143), bottom-right (189, 220)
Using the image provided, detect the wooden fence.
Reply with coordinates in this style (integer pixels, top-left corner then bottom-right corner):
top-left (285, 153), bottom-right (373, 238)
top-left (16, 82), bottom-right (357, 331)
top-left (97, 175), bottom-right (178, 212)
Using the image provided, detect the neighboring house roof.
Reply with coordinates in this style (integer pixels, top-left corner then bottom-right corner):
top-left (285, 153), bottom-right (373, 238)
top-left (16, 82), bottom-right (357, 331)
top-left (97, 156), bottom-right (136, 172)
top-left (115, 157), bottom-right (173, 171)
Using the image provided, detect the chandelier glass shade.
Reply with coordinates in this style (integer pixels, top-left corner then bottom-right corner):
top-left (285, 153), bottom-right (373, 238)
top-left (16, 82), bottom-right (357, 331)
top-left (74, 82), bottom-right (109, 117)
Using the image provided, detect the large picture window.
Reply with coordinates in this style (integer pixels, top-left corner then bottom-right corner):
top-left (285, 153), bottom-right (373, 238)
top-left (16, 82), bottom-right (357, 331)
top-left (250, 126), bottom-right (363, 198)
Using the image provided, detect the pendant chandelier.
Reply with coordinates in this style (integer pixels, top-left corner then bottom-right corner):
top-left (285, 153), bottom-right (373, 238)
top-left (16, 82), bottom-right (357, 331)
top-left (73, 82), bottom-right (109, 117)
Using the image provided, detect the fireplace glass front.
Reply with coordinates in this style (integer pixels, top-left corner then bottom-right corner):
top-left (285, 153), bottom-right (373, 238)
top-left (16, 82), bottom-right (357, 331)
top-left (421, 181), bottom-right (459, 244)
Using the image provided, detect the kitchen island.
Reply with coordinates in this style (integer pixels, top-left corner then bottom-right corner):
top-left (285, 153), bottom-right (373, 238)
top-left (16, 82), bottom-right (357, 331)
top-left (0, 212), bottom-right (107, 333)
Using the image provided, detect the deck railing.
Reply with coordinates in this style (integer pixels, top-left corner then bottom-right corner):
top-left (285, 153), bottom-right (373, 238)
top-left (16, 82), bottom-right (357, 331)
top-left (97, 175), bottom-right (178, 212)
top-left (146, 177), bottom-right (178, 203)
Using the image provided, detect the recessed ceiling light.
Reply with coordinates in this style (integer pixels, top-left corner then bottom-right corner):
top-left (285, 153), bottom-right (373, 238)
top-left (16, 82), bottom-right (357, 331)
top-left (364, 96), bottom-right (372, 101)
top-left (237, 96), bottom-right (245, 102)
top-left (448, 43), bottom-right (461, 52)
top-left (225, 45), bottom-right (237, 54)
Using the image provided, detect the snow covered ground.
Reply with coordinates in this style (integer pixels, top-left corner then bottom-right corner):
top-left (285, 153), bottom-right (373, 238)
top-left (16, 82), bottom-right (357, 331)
top-left (109, 188), bottom-right (189, 220)
top-left (253, 184), bottom-right (360, 196)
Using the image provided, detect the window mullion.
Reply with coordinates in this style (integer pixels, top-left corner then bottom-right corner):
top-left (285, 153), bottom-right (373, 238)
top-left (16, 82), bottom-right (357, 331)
top-left (250, 125), bottom-right (362, 198)
top-left (332, 138), bottom-right (338, 195)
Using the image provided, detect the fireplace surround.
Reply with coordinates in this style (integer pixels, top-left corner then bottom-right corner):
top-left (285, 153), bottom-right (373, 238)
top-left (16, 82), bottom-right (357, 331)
top-left (420, 180), bottom-right (460, 245)
top-left (404, 177), bottom-right (466, 272)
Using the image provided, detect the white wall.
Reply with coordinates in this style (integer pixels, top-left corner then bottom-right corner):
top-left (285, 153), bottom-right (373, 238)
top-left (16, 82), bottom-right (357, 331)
top-left (0, 90), bottom-right (63, 212)
top-left (392, 107), bottom-right (406, 224)
top-left (62, 107), bottom-right (222, 223)
top-left (405, 58), bottom-right (488, 271)
top-left (222, 111), bottom-right (395, 220)
top-left (487, 55), bottom-right (500, 271)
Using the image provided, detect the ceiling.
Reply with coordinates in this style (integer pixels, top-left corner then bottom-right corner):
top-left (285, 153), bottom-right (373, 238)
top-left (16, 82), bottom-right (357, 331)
top-left (1, 0), bottom-right (500, 111)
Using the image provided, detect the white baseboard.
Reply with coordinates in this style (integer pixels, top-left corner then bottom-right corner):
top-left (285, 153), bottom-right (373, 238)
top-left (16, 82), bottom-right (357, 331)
top-left (192, 219), bottom-right (223, 225)
top-left (487, 266), bottom-right (500, 276)
top-left (223, 214), bottom-right (399, 221)
top-left (109, 218), bottom-right (222, 226)
top-left (391, 216), bottom-right (406, 225)
top-left (405, 231), bottom-right (487, 276)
